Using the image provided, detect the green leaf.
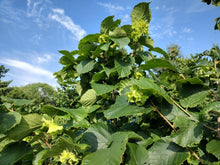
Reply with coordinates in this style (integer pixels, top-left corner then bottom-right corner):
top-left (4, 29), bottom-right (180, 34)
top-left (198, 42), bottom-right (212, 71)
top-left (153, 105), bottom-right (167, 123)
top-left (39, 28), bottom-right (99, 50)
top-left (82, 132), bottom-right (142, 165)
top-left (0, 111), bottom-right (21, 134)
top-left (43, 105), bottom-right (87, 121)
top-left (66, 119), bottom-right (90, 129)
top-left (160, 104), bottom-right (188, 122)
top-left (92, 70), bottom-right (105, 82)
top-left (214, 17), bottom-right (220, 30)
top-left (170, 116), bottom-right (203, 147)
top-left (8, 114), bottom-right (42, 141)
top-left (206, 139), bottom-right (220, 159)
top-left (150, 47), bottom-right (169, 60)
top-left (91, 83), bottom-right (115, 95)
top-left (104, 95), bottom-right (151, 119)
top-left (131, 77), bottom-right (172, 104)
top-left (58, 50), bottom-right (77, 65)
top-left (100, 42), bottom-right (111, 51)
top-left (79, 89), bottom-right (97, 107)
top-left (176, 78), bottom-right (204, 87)
top-left (140, 59), bottom-right (176, 71)
top-left (127, 143), bottom-right (148, 165)
top-left (59, 56), bottom-right (73, 65)
top-left (78, 34), bottom-right (100, 49)
top-left (139, 36), bottom-right (154, 49)
top-left (110, 37), bottom-right (130, 48)
top-left (81, 122), bottom-right (113, 152)
top-left (102, 65), bottom-right (116, 77)
top-left (131, 2), bottom-right (151, 24)
top-left (1, 96), bottom-right (34, 106)
top-left (42, 105), bottom-right (67, 116)
top-left (179, 88), bottom-right (209, 108)
top-left (87, 105), bottom-right (100, 113)
top-left (0, 138), bottom-right (15, 152)
top-left (109, 27), bottom-right (127, 38)
top-left (121, 25), bottom-right (132, 37)
top-left (203, 102), bottom-right (220, 113)
top-left (0, 142), bottom-right (32, 165)
top-left (76, 59), bottom-right (96, 75)
top-left (100, 16), bottom-right (121, 34)
top-left (33, 136), bottom-right (75, 164)
top-left (115, 56), bottom-right (134, 78)
top-left (60, 107), bottom-right (87, 121)
top-left (146, 140), bottom-right (189, 165)
top-left (59, 50), bottom-right (78, 57)
top-left (33, 150), bottom-right (48, 165)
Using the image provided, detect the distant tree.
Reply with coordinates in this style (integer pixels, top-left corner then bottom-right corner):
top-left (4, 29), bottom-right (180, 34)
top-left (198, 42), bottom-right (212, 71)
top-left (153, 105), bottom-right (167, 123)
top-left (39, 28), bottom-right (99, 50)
top-left (167, 44), bottom-right (182, 61)
top-left (0, 65), bottom-right (12, 96)
top-left (6, 83), bottom-right (57, 106)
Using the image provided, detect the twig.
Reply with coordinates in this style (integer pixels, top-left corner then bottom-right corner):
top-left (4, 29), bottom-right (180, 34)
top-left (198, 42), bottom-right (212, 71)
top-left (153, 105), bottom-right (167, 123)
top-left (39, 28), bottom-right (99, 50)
top-left (151, 100), bottom-right (177, 133)
top-left (188, 147), bottom-right (204, 164)
top-left (170, 97), bottom-right (193, 118)
top-left (179, 73), bottom-right (186, 79)
top-left (202, 124), bottom-right (218, 132)
top-left (218, 117), bottom-right (220, 138)
top-left (41, 139), bottom-right (51, 149)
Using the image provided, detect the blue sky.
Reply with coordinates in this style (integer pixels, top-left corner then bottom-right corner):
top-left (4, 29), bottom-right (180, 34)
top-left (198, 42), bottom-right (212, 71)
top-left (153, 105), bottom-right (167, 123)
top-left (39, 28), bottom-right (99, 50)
top-left (0, 0), bottom-right (219, 88)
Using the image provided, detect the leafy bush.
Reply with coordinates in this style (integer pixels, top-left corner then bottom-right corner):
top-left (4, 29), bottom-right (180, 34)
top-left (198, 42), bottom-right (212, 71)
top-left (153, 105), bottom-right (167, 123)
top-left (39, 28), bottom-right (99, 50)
top-left (0, 2), bottom-right (220, 165)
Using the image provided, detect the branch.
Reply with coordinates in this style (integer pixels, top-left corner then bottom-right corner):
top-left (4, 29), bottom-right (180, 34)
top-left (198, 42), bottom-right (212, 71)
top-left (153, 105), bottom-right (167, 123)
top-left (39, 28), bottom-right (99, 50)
top-left (41, 139), bottom-right (51, 149)
top-left (151, 100), bottom-right (177, 133)
top-left (170, 97), bottom-right (193, 118)
top-left (188, 147), bottom-right (204, 164)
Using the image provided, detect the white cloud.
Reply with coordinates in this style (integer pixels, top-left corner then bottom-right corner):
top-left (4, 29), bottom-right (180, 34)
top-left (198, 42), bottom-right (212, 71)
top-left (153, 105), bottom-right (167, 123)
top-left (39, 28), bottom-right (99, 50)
top-left (36, 54), bottom-right (52, 63)
top-left (0, 59), bottom-right (58, 87)
top-left (1, 59), bottom-right (54, 79)
top-left (98, 2), bottom-right (125, 13)
top-left (182, 27), bottom-right (192, 33)
top-left (49, 8), bottom-right (86, 41)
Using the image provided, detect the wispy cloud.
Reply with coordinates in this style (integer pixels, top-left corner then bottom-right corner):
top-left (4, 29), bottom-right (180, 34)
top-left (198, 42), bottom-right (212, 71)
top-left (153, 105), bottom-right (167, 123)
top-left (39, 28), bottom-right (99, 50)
top-left (186, 1), bottom-right (214, 13)
top-left (98, 2), bottom-right (125, 13)
top-left (36, 54), bottom-right (52, 64)
top-left (150, 5), bottom-right (177, 39)
top-left (0, 0), bottom-right (25, 23)
top-left (182, 27), bottom-right (192, 33)
top-left (1, 59), bottom-right (54, 78)
top-left (49, 8), bottom-right (86, 41)
top-left (0, 58), bottom-right (58, 87)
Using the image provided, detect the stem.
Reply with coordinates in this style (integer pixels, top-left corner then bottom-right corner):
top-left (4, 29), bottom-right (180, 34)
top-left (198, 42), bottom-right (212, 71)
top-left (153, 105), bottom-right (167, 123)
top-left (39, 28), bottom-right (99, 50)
top-left (179, 73), bottom-right (186, 79)
top-left (202, 124), bottom-right (218, 132)
top-left (170, 97), bottom-right (193, 118)
top-left (218, 117), bottom-right (220, 138)
top-left (151, 100), bottom-right (177, 133)
top-left (41, 139), bottom-right (51, 149)
top-left (188, 147), bottom-right (204, 164)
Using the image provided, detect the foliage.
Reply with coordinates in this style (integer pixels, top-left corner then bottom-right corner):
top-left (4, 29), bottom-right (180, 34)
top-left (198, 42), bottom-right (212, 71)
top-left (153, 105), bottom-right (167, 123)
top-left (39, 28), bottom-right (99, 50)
top-left (0, 2), bottom-right (220, 165)
top-left (4, 83), bottom-right (57, 113)
top-left (0, 65), bottom-right (12, 97)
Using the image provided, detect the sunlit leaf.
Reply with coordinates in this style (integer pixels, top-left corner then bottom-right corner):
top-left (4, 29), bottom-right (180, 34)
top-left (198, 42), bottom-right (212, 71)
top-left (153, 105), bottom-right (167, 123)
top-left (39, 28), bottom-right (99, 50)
top-left (140, 59), bottom-right (176, 71)
top-left (91, 83), bottom-right (115, 95)
top-left (146, 140), bottom-right (189, 165)
top-left (0, 111), bottom-right (21, 134)
top-left (104, 95), bottom-right (151, 119)
top-left (206, 139), bottom-right (220, 159)
top-left (131, 2), bottom-right (151, 24)
top-left (170, 116), bottom-right (203, 147)
top-left (79, 89), bottom-right (97, 107)
top-left (76, 59), bottom-right (96, 75)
